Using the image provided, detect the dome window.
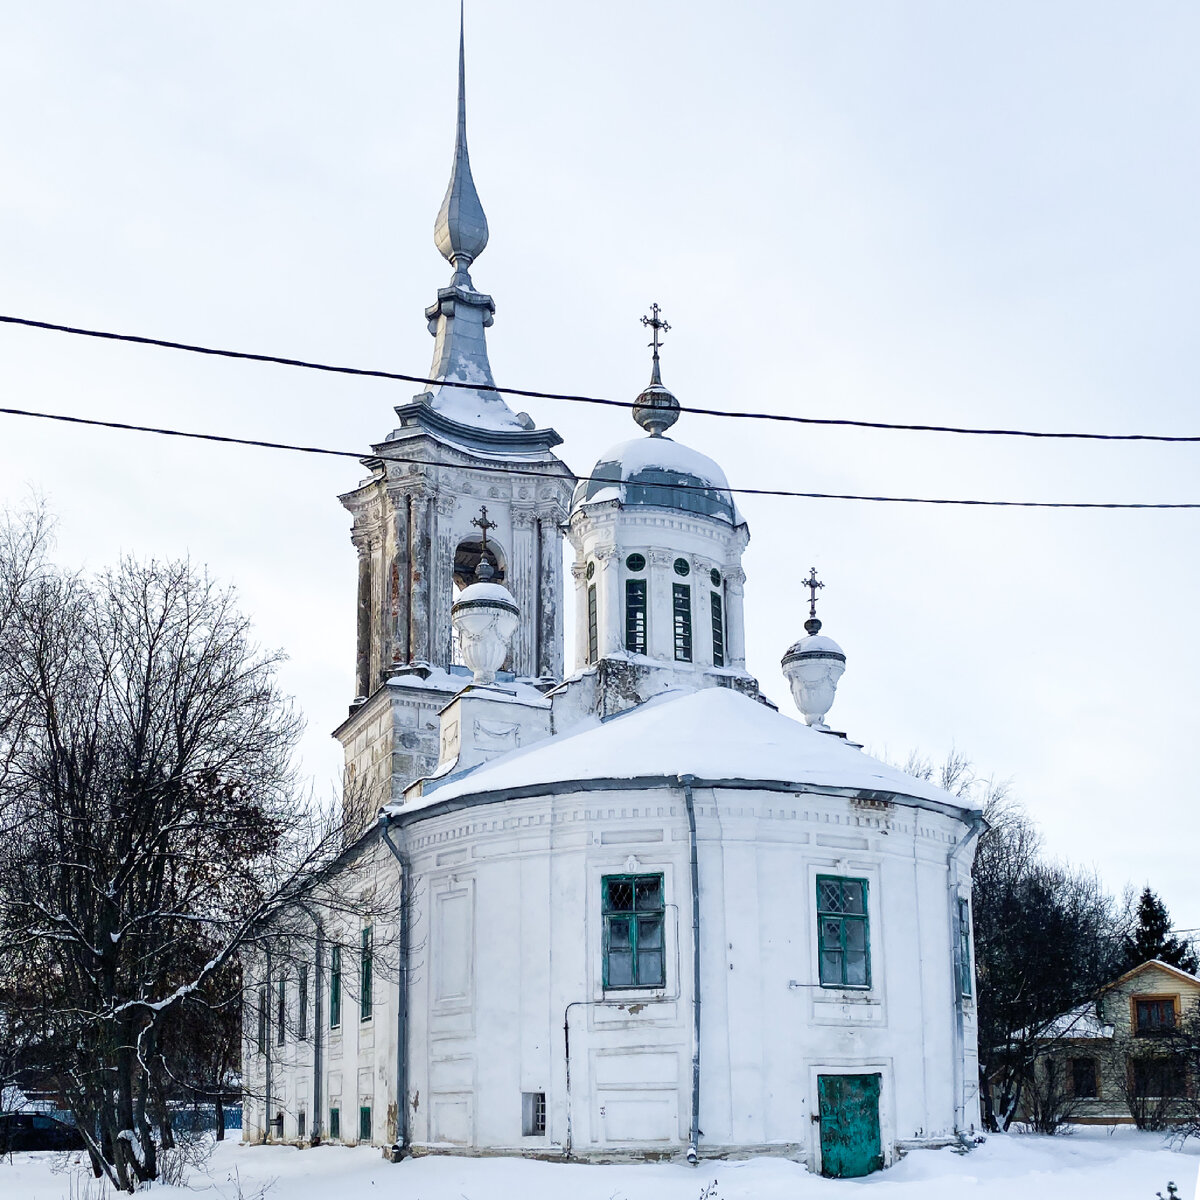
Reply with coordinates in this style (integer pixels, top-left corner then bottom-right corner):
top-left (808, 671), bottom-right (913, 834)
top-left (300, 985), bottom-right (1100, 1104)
top-left (673, 557), bottom-right (690, 578)
top-left (585, 560), bottom-right (595, 581)
top-left (710, 568), bottom-right (721, 587)
top-left (625, 553), bottom-right (646, 572)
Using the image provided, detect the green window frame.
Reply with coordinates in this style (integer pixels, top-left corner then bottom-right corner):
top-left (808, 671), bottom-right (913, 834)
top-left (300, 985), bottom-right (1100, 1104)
top-left (359, 1105), bottom-right (371, 1141)
top-left (587, 584), bottom-right (598, 663)
top-left (816, 875), bottom-right (870, 989)
top-left (710, 591), bottom-right (725, 667)
top-left (625, 578), bottom-right (647, 655)
top-left (673, 584), bottom-right (692, 662)
top-left (602, 873), bottom-right (665, 989)
top-left (276, 976), bottom-right (286, 1045)
top-left (298, 964), bottom-right (308, 1040)
top-left (360, 926), bottom-right (373, 1021)
top-left (256, 985), bottom-right (267, 1054)
top-left (329, 1106), bottom-right (340, 1139)
top-left (957, 897), bottom-right (972, 997)
top-left (330, 945), bottom-right (342, 1028)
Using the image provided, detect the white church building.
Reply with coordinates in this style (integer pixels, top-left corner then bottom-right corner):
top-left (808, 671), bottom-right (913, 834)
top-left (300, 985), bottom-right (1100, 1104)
top-left (242, 23), bottom-right (984, 1179)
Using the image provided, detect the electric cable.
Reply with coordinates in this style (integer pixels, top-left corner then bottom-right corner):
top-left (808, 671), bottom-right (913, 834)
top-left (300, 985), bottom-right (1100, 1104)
top-left (2, 404), bottom-right (1197, 509)
top-left (2, 313), bottom-right (1198, 444)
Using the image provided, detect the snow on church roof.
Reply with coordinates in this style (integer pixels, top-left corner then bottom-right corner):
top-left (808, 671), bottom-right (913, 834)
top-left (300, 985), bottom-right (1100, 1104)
top-left (573, 435), bottom-right (739, 523)
top-left (394, 686), bottom-right (981, 816)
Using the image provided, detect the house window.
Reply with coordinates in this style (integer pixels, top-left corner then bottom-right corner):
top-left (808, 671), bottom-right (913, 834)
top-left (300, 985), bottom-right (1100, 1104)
top-left (710, 592), bottom-right (724, 667)
top-left (958, 896), bottom-right (972, 997)
top-left (1131, 1055), bottom-right (1187, 1097)
top-left (587, 584), bottom-right (598, 663)
top-left (276, 977), bottom-right (286, 1045)
top-left (329, 1107), bottom-right (340, 1139)
top-left (359, 1106), bottom-right (372, 1141)
top-left (602, 874), bottom-right (665, 988)
top-left (257, 985), bottom-right (267, 1054)
top-left (298, 964), bottom-right (308, 1040)
top-left (522, 1091), bottom-right (547, 1136)
top-left (817, 875), bottom-right (870, 988)
top-left (1135, 997), bottom-right (1177, 1036)
top-left (330, 945), bottom-right (342, 1028)
top-left (298, 1110), bottom-right (306, 1138)
top-left (625, 579), bottom-right (647, 655)
top-left (1070, 1057), bottom-right (1099, 1098)
top-left (360, 927), bottom-right (373, 1021)
top-left (673, 584), bottom-right (692, 662)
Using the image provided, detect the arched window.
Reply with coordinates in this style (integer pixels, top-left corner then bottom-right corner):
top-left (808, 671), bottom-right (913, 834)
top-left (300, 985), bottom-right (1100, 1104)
top-left (451, 536), bottom-right (509, 668)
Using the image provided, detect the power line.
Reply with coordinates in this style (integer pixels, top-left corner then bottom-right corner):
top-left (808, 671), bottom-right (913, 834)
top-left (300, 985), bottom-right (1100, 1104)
top-left (3, 404), bottom-right (1198, 509)
top-left (2, 313), bottom-right (1198, 445)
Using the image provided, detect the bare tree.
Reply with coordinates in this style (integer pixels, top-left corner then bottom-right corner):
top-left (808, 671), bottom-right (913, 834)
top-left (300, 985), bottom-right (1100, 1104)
top-left (972, 794), bottom-right (1128, 1131)
top-left (0, 526), bottom-right (349, 1191)
top-left (898, 749), bottom-right (1129, 1133)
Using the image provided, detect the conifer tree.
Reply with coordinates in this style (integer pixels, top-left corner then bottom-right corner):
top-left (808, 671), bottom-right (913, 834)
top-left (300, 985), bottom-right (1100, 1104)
top-left (1124, 886), bottom-right (1198, 973)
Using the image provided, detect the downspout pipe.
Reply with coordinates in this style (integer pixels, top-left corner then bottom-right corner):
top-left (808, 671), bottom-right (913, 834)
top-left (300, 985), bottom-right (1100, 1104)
top-left (678, 774), bottom-right (701, 1166)
top-left (379, 814), bottom-right (412, 1160)
top-left (948, 810), bottom-right (987, 1133)
top-left (263, 944), bottom-right (272, 1144)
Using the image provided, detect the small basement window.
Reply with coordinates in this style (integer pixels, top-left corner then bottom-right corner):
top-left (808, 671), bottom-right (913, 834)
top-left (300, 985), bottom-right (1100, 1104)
top-left (522, 1091), bottom-right (547, 1136)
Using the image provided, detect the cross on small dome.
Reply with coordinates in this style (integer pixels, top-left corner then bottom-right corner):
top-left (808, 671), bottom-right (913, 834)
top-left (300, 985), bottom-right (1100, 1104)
top-left (633, 303), bottom-right (681, 436)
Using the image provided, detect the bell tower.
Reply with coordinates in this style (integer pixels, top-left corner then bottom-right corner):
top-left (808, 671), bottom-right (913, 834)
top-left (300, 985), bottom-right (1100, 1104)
top-left (334, 15), bottom-right (575, 826)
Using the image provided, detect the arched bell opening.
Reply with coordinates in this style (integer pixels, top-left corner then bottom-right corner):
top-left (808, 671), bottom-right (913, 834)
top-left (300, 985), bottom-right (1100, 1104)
top-left (453, 536), bottom-right (507, 592)
top-left (451, 536), bottom-right (514, 672)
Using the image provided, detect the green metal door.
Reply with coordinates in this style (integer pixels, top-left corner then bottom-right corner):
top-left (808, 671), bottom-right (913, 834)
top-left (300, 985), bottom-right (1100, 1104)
top-left (817, 1073), bottom-right (883, 1178)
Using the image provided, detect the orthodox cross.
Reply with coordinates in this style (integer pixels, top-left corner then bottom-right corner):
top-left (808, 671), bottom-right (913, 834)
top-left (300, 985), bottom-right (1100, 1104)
top-left (471, 505), bottom-right (497, 579)
top-left (641, 303), bottom-right (671, 356)
top-left (803, 567), bottom-right (824, 621)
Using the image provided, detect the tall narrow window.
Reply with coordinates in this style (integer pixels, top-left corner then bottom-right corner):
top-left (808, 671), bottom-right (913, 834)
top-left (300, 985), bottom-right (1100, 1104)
top-left (298, 964), bottom-right (309, 1040)
top-left (360, 927), bottom-right (373, 1021)
top-left (257, 986), bottom-right (267, 1054)
top-left (625, 579), bottom-right (647, 654)
top-left (330, 945), bottom-right (342, 1029)
top-left (673, 584), bottom-right (692, 662)
top-left (816, 876), bottom-right (870, 988)
top-left (359, 1106), bottom-right (372, 1141)
top-left (957, 897), bottom-right (972, 997)
top-left (298, 1110), bottom-right (307, 1138)
top-left (329, 1107), bottom-right (341, 1139)
top-left (710, 591), bottom-right (725, 667)
top-left (587, 584), bottom-right (598, 663)
top-left (276, 977), bottom-right (286, 1045)
top-left (602, 874), bottom-right (666, 988)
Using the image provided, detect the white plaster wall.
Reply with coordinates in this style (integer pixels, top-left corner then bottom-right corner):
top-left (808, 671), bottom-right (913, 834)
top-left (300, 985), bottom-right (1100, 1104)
top-left (394, 784), bottom-right (978, 1167)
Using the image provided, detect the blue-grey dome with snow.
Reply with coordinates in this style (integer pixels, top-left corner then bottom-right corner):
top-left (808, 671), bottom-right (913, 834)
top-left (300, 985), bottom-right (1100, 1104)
top-left (572, 436), bottom-right (737, 523)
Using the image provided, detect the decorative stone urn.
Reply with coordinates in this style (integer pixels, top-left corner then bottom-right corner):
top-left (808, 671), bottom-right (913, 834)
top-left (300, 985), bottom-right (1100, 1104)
top-left (781, 629), bottom-right (846, 729)
top-left (452, 580), bottom-right (520, 685)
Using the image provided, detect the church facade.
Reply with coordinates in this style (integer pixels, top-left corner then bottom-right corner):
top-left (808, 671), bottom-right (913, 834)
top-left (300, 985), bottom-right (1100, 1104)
top-left (241, 25), bottom-right (984, 1179)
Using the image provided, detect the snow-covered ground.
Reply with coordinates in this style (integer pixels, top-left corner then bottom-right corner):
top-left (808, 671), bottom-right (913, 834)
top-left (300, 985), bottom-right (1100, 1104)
top-left (3, 1128), bottom-right (1197, 1200)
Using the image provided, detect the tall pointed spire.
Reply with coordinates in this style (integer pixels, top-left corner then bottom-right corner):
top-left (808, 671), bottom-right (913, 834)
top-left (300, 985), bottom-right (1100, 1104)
top-left (434, 2), bottom-right (489, 287)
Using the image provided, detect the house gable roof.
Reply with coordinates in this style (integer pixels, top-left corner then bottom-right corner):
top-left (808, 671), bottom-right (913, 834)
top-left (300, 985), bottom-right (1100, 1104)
top-left (1111, 958), bottom-right (1200, 992)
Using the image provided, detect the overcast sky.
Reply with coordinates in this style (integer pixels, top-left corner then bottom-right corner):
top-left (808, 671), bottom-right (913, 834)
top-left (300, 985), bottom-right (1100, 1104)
top-left (1, 2), bottom-right (1196, 930)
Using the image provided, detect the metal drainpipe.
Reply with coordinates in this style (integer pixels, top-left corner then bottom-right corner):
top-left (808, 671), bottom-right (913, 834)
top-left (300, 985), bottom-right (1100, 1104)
top-left (263, 944), bottom-right (272, 1144)
top-left (679, 774), bottom-right (701, 1166)
top-left (947, 811), bottom-right (987, 1133)
top-left (379, 814), bottom-right (411, 1159)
